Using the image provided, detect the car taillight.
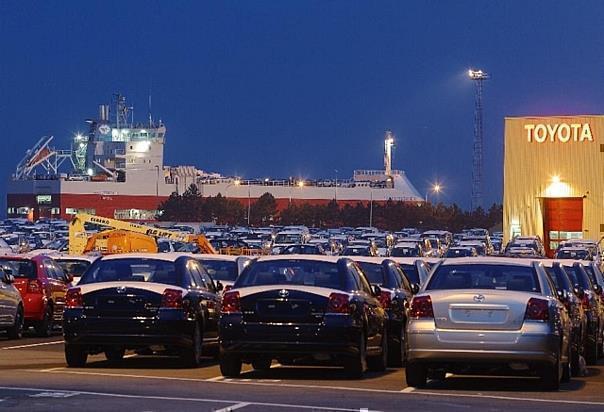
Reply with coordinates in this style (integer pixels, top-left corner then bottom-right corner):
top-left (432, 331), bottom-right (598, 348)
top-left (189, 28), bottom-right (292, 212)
top-left (410, 295), bottom-right (434, 319)
top-left (378, 290), bottom-right (392, 309)
top-left (27, 279), bottom-right (42, 294)
top-left (327, 292), bottom-right (351, 314)
top-left (581, 293), bottom-right (591, 310)
top-left (525, 297), bottom-right (549, 321)
top-left (161, 289), bottom-right (183, 309)
top-left (222, 291), bottom-right (241, 314)
top-left (65, 288), bottom-right (83, 309)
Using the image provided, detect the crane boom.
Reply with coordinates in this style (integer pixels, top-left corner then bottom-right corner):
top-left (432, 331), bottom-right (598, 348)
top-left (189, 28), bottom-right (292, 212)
top-left (69, 213), bottom-right (217, 255)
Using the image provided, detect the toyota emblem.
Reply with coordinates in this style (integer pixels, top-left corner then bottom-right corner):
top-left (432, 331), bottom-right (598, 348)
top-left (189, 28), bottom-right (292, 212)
top-left (278, 289), bottom-right (289, 298)
top-left (473, 294), bottom-right (485, 303)
top-left (116, 286), bottom-right (127, 294)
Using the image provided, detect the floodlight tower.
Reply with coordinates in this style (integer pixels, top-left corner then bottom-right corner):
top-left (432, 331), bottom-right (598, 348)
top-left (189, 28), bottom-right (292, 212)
top-left (468, 69), bottom-right (489, 211)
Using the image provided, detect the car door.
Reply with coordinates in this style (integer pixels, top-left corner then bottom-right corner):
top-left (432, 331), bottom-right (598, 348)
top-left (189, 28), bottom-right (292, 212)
top-left (0, 270), bottom-right (10, 325)
top-left (188, 260), bottom-right (220, 341)
top-left (350, 263), bottom-right (383, 348)
top-left (43, 260), bottom-right (64, 318)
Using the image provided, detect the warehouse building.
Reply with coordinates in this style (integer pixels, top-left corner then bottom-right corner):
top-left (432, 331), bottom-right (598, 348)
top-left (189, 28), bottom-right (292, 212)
top-left (503, 115), bottom-right (604, 256)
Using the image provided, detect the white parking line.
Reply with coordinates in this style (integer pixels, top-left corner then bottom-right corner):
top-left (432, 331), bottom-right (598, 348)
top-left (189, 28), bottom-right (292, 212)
top-left (213, 402), bottom-right (251, 412)
top-left (30, 368), bottom-right (604, 406)
top-left (0, 386), bottom-right (368, 411)
top-left (400, 387), bottom-right (415, 393)
top-left (1, 341), bottom-right (63, 350)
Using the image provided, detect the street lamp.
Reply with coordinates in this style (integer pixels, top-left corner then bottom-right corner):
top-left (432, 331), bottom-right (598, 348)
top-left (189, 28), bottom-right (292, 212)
top-left (425, 182), bottom-right (442, 203)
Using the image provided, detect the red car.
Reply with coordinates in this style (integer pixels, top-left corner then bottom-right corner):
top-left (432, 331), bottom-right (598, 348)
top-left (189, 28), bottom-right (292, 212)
top-left (0, 255), bottom-right (72, 336)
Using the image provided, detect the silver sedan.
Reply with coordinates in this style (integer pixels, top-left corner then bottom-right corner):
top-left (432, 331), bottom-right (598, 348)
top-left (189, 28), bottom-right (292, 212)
top-left (405, 257), bottom-right (572, 390)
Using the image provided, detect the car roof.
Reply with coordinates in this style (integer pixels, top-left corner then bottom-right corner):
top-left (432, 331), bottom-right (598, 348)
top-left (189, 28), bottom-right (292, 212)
top-left (254, 254), bottom-right (341, 264)
top-left (348, 256), bottom-right (391, 264)
top-left (440, 256), bottom-right (537, 267)
top-left (192, 253), bottom-right (246, 262)
top-left (98, 252), bottom-right (191, 262)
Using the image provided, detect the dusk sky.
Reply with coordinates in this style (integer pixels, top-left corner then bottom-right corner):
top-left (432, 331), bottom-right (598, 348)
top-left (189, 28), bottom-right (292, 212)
top-left (2, 1), bottom-right (604, 210)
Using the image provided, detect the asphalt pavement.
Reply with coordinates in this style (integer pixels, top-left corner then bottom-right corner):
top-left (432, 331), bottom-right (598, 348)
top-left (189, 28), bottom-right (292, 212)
top-left (1, 330), bottom-right (604, 411)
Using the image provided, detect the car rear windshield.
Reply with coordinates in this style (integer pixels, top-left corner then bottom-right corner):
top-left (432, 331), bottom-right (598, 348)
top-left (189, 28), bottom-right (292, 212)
top-left (198, 260), bottom-right (237, 281)
top-left (391, 247), bottom-right (419, 257)
top-left (400, 264), bottom-right (419, 284)
top-left (357, 262), bottom-right (385, 285)
top-left (236, 260), bottom-right (344, 290)
top-left (545, 266), bottom-right (572, 291)
top-left (79, 258), bottom-right (181, 286)
top-left (427, 264), bottom-right (541, 292)
top-left (0, 259), bottom-right (35, 279)
top-left (556, 250), bottom-right (590, 260)
top-left (445, 249), bottom-right (472, 258)
top-left (342, 247), bottom-right (368, 256)
top-left (56, 260), bottom-right (92, 278)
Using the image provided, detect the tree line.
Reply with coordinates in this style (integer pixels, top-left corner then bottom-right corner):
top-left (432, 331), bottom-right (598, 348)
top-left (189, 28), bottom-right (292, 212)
top-left (158, 184), bottom-right (503, 232)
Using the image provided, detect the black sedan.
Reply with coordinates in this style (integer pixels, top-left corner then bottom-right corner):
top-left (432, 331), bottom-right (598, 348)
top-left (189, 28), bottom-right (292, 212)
top-left (63, 253), bottom-right (222, 367)
top-left (219, 255), bottom-right (388, 378)
top-left (353, 257), bottom-right (415, 366)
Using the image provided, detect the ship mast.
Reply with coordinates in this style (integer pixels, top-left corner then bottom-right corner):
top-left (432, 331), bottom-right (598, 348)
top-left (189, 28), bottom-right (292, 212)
top-left (384, 130), bottom-right (394, 187)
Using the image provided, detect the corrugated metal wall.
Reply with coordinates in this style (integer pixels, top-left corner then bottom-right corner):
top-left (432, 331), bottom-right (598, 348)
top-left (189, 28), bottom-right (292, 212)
top-left (503, 115), bottom-right (604, 245)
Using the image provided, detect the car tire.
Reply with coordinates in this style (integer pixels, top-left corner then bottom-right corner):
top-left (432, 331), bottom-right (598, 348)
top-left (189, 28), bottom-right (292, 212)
top-left (539, 356), bottom-right (561, 391)
top-left (180, 322), bottom-right (203, 367)
top-left (561, 343), bottom-right (571, 383)
top-left (105, 347), bottom-right (126, 362)
top-left (367, 329), bottom-right (387, 372)
top-left (405, 362), bottom-right (428, 388)
top-left (252, 358), bottom-right (272, 371)
top-left (388, 325), bottom-right (406, 367)
top-left (35, 305), bottom-right (53, 337)
top-left (65, 344), bottom-right (88, 367)
top-left (343, 333), bottom-right (367, 379)
top-left (7, 305), bottom-right (24, 340)
top-left (585, 331), bottom-right (598, 365)
top-left (220, 354), bottom-right (242, 377)
top-left (571, 339), bottom-right (581, 376)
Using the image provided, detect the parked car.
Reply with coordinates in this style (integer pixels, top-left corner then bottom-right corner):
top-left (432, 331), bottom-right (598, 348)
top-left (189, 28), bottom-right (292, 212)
top-left (63, 253), bottom-right (222, 367)
top-left (341, 245), bottom-right (376, 257)
top-left (353, 257), bottom-right (416, 366)
top-left (280, 244), bottom-right (326, 255)
top-left (0, 264), bottom-right (24, 339)
top-left (406, 257), bottom-right (572, 390)
top-left (219, 255), bottom-right (388, 378)
top-left (445, 247), bottom-right (478, 258)
top-left (194, 254), bottom-right (252, 290)
top-left (0, 255), bottom-right (71, 336)
top-left (54, 254), bottom-right (99, 286)
top-left (391, 243), bottom-right (424, 258)
top-left (389, 257), bottom-right (431, 286)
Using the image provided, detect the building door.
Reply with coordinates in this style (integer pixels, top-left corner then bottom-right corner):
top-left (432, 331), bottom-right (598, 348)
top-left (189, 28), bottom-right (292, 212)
top-left (542, 198), bottom-right (583, 257)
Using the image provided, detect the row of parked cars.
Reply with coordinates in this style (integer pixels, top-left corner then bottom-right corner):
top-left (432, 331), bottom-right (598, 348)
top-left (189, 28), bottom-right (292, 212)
top-left (2, 247), bottom-right (600, 392)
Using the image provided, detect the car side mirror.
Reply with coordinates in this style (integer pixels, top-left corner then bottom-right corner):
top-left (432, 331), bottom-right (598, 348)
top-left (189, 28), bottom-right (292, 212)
top-left (2, 272), bottom-right (14, 284)
top-left (410, 283), bottom-right (420, 295)
top-left (594, 284), bottom-right (603, 295)
top-left (574, 285), bottom-right (585, 298)
top-left (215, 281), bottom-right (224, 292)
top-left (556, 289), bottom-right (568, 302)
top-left (65, 274), bottom-right (74, 283)
top-left (371, 284), bottom-right (382, 297)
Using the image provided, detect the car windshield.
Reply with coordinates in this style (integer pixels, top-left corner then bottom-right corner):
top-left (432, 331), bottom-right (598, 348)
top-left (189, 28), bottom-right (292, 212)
top-left (391, 247), bottom-right (418, 257)
top-left (236, 260), bottom-right (344, 290)
top-left (445, 249), bottom-right (472, 258)
top-left (399, 264), bottom-right (419, 284)
top-left (0, 259), bottom-right (35, 278)
top-left (428, 264), bottom-right (540, 292)
top-left (56, 260), bottom-right (92, 278)
top-left (342, 247), bottom-right (368, 256)
top-left (274, 234), bottom-right (301, 244)
top-left (79, 258), bottom-right (181, 286)
top-left (357, 262), bottom-right (384, 285)
top-left (198, 259), bottom-right (237, 281)
top-left (282, 245), bottom-right (320, 255)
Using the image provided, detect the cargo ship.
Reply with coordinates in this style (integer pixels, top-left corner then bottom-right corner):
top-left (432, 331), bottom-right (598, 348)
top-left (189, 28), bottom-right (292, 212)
top-left (7, 94), bottom-right (423, 221)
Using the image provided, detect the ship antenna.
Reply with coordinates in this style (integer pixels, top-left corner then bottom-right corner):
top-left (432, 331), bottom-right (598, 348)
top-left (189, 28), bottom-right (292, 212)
top-left (148, 91), bottom-right (153, 127)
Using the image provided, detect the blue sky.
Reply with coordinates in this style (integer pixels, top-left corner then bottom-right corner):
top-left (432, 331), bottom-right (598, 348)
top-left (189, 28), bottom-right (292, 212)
top-left (2, 1), bottom-right (603, 209)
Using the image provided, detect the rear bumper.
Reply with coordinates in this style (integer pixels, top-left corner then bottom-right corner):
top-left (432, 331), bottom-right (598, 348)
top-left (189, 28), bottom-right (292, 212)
top-left (63, 309), bottom-right (194, 348)
top-left (220, 314), bottom-right (362, 356)
top-left (22, 294), bottom-right (46, 321)
top-left (407, 320), bottom-right (560, 365)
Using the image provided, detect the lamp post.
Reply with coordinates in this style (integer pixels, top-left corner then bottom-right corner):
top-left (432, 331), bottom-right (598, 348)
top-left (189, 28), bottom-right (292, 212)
top-left (369, 189), bottom-right (373, 228)
top-left (425, 183), bottom-right (442, 203)
top-left (246, 181), bottom-right (251, 227)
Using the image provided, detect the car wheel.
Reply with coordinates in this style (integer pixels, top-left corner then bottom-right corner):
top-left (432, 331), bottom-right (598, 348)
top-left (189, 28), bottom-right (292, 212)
top-left (367, 329), bottom-right (387, 372)
top-left (35, 305), bottom-right (53, 337)
top-left (252, 358), bottom-right (272, 371)
top-left (571, 338), bottom-right (581, 376)
top-left (388, 325), bottom-right (407, 367)
top-left (105, 347), bottom-right (126, 362)
top-left (539, 356), bottom-right (561, 391)
top-left (561, 342), bottom-right (571, 383)
top-left (344, 333), bottom-right (367, 379)
top-left (7, 305), bottom-right (24, 340)
top-left (405, 362), bottom-right (428, 388)
top-left (220, 354), bottom-right (242, 377)
top-left (180, 322), bottom-right (203, 367)
top-left (585, 331), bottom-right (598, 365)
top-left (65, 344), bottom-right (88, 367)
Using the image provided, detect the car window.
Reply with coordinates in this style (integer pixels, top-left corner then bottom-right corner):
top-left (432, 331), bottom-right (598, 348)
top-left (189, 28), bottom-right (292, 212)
top-left (0, 259), bottom-right (36, 279)
top-left (197, 262), bottom-right (216, 290)
top-left (198, 259), bottom-right (238, 281)
top-left (44, 260), bottom-right (59, 279)
top-left (400, 264), bottom-right (419, 284)
top-left (350, 263), bottom-right (372, 294)
top-left (56, 260), bottom-right (91, 278)
top-left (80, 258), bottom-right (181, 286)
top-left (563, 265), bottom-right (591, 289)
top-left (395, 266), bottom-right (412, 291)
top-left (357, 262), bottom-right (385, 285)
top-left (236, 260), bottom-right (344, 290)
top-left (428, 264), bottom-right (541, 293)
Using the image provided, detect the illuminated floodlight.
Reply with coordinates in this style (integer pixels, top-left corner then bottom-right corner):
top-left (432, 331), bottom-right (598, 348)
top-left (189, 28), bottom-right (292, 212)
top-left (298, 181), bottom-right (305, 188)
top-left (86, 168), bottom-right (94, 176)
top-left (234, 179), bottom-right (241, 186)
top-left (432, 183), bottom-right (442, 193)
top-left (468, 69), bottom-right (489, 80)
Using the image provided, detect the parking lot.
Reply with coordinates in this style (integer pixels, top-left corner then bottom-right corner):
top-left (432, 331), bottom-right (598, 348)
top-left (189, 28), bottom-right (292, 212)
top-left (1, 332), bottom-right (603, 412)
